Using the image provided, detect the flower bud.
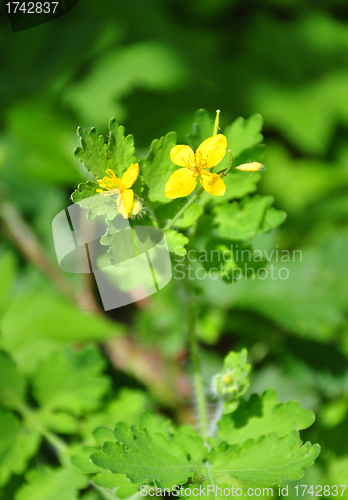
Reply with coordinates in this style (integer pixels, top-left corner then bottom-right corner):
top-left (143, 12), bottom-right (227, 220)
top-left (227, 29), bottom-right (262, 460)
top-left (213, 348), bottom-right (251, 414)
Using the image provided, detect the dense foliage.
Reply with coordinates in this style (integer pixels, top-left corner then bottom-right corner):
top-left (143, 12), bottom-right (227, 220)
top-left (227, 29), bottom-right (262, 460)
top-left (1, 0), bottom-right (348, 498)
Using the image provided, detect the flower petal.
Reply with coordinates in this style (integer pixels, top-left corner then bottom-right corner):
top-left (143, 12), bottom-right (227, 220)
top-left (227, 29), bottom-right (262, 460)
top-left (117, 189), bottom-right (134, 218)
top-left (165, 168), bottom-right (197, 199)
top-left (200, 170), bottom-right (226, 196)
top-left (120, 163), bottom-right (139, 189)
top-left (170, 145), bottom-right (195, 167)
top-left (197, 134), bottom-right (227, 169)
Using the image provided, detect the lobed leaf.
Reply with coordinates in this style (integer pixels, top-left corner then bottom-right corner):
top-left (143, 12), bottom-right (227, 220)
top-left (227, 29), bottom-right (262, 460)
top-left (164, 229), bottom-right (189, 256)
top-left (213, 195), bottom-right (274, 241)
top-left (210, 432), bottom-right (320, 485)
top-left (218, 390), bottom-right (315, 445)
top-left (15, 466), bottom-right (88, 500)
top-left (90, 425), bottom-right (200, 488)
top-left (142, 132), bottom-right (177, 204)
top-left (32, 346), bottom-right (110, 417)
top-left (74, 127), bottom-right (108, 179)
top-left (107, 118), bottom-right (136, 178)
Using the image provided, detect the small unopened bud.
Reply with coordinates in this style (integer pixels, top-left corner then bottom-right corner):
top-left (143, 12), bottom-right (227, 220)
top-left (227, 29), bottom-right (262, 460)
top-left (235, 162), bottom-right (265, 172)
top-left (213, 349), bottom-right (251, 414)
top-left (131, 198), bottom-right (145, 218)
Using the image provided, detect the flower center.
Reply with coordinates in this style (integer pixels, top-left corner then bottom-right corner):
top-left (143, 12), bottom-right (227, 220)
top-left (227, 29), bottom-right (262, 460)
top-left (194, 150), bottom-right (208, 170)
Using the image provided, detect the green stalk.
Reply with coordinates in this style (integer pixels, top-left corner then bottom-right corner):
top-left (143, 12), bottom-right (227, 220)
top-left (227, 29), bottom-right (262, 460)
top-left (10, 396), bottom-right (67, 456)
top-left (184, 273), bottom-right (209, 441)
top-left (164, 187), bottom-right (204, 231)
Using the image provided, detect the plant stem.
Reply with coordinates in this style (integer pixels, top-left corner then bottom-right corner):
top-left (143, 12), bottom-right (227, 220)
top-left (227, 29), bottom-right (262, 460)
top-left (164, 187), bottom-right (204, 231)
top-left (10, 395), bottom-right (67, 456)
top-left (184, 278), bottom-right (209, 441)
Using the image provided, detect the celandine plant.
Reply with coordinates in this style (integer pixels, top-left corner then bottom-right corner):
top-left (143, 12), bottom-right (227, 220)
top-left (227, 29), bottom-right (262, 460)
top-left (70, 110), bottom-right (320, 497)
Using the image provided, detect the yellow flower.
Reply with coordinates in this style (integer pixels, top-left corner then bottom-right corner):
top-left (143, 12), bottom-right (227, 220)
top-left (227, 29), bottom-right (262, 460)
top-left (165, 135), bottom-right (227, 199)
top-left (96, 163), bottom-right (141, 219)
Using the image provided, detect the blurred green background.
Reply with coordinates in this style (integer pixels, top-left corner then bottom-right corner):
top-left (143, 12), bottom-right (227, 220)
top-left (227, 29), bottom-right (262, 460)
top-left (1, 0), bottom-right (348, 498)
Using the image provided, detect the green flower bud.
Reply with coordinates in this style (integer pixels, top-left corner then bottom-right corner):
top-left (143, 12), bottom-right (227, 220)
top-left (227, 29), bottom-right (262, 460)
top-left (213, 349), bottom-right (251, 414)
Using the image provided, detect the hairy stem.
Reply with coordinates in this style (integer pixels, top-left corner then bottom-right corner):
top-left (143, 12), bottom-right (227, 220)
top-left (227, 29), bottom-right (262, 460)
top-left (184, 277), bottom-right (209, 441)
top-left (164, 187), bottom-right (204, 231)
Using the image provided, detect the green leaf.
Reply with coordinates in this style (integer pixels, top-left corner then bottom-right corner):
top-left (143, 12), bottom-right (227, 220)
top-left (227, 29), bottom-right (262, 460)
top-left (107, 118), bottom-right (136, 178)
top-left (0, 292), bottom-right (120, 374)
top-left (75, 126), bottom-right (108, 179)
top-left (142, 132), bottom-right (177, 204)
top-left (218, 390), bottom-right (315, 444)
top-left (210, 432), bottom-right (320, 485)
top-left (0, 352), bottom-right (26, 408)
top-left (33, 409), bottom-right (78, 435)
top-left (221, 114), bottom-right (264, 169)
top-left (233, 143), bottom-right (266, 167)
top-left (15, 466), bottom-right (88, 500)
top-left (139, 411), bottom-right (173, 438)
top-left (71, 181), bottom-right (120, 221)
top-left (93, 473), bottom-right (140, 498)
top-left (70, 446), bottom-right (103, 474)
top-left (0, 410), bottom-right (40, 488)
top-left (175, 204), bottom-right (204, 229)
top-left (259, 206), bottom-right (287, 234)
top-left (32, 346), bottom-right (109, 417)
top-left (172, 431), bottom-right (208, 464)
top-left (85, 411), bottom-right (319, 493)
top-left (201, 170), bottom-right (260, 206)
top-left (91, 412), bottom-right (207, 487)
top-left (164, 229), bottom-right (189, 256)
top-left (71, 429), bottom-right (141, 498)
top-left (90, 424), bottom-right (202, 488)
top-left (213, 196), bottom-right (274, 241)
top-left (100, 227), bottom-right (137, 265)
top-left (153, 199), bottom-right (185, 227)
top-left (186, 109), bottom-right (214, 151)
top-left (81, 388), bottom-right (149, 441)
top-left (71, 181), bottom-right (98, 203)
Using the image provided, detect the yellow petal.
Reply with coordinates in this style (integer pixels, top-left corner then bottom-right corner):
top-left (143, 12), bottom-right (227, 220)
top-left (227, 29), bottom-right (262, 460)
top-left (120, 163), bottom-right (139, 189)
top-left (197, 134), bottom-right (227, 169)
top-left (235, 162), bottom-right (265, 172)
top-left (165, 168), bottom-right (197, 199)
top-left (170, 145), bottom-right (195, 167)
top-left (200, 170), bottom-right (226, 196)
top-left (117, 189), bottom-right (134, 218)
